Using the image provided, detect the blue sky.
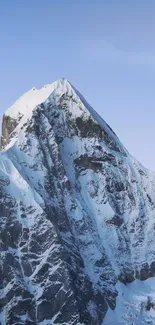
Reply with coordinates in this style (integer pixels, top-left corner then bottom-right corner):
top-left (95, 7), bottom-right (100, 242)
top-left (0, 1), bottom-right (155, 169)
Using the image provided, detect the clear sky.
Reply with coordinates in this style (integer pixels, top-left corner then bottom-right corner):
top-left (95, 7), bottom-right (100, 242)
top-left (0, 1), bottom-right (155, 170)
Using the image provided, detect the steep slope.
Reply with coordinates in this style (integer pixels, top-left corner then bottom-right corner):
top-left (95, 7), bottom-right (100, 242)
top-left (0, 78), bottom-right (155, 325)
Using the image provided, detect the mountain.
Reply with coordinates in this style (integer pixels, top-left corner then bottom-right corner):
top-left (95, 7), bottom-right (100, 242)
top-left (1, 78), bottom-right (155, 325)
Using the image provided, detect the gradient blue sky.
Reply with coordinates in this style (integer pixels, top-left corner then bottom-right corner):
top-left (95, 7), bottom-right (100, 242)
top-left (0, 1), bottom-right (155, 169)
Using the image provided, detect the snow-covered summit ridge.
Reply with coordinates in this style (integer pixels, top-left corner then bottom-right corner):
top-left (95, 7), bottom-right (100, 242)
top-left (3, 78), bottom-right (126, 155)
top-left (5, 78), bottom-right (68, 119)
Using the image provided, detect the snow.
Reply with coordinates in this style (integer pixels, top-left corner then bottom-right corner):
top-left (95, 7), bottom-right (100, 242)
top-left (0, 151), bottom-right (44, 212)
top-left (5, 78), bottom-right (79, 122)
top-left (104, 278), bottom-right (155, 325)
top-left (72, 84), bottom-right (127, 155)
top-left (0, 311), bottom-right (6, 325)
top-left (5, 81), bottom-right (61, 119)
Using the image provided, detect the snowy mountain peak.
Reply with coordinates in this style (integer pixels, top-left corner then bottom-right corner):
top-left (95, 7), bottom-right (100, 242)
top-left (5, 78), bottom-right (70, 120)
top-left (1, 79), bottom-right (155, 325)
top-left (1, 78), bottom-right (74, 148)
top-left (2, 78), bottom-right (126, 155)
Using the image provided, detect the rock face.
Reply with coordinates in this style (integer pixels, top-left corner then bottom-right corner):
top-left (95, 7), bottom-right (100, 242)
top-left (1, 114), bottom-right (19, 148)
top-left (0, 78), bottom-right (155, 325)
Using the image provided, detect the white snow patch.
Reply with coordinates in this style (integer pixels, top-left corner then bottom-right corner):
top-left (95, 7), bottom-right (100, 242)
top-left (5, 81), bottom-right (60, 119)
top-left (104, 278), bottom-right (155, 325)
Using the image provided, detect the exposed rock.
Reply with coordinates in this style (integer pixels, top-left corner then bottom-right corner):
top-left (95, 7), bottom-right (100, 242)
top-left (1, 113), bottom-right (22, 148)
top-left (106, 214), bottom-right (123, 227)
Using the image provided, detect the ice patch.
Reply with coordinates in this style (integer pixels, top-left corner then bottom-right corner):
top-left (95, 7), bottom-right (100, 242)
top-left (104, 278), bottom-right (155, 325)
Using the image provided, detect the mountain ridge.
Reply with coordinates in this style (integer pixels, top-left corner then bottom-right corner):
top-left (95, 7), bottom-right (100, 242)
top-left (1, 79), bottom-right (155, 325)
